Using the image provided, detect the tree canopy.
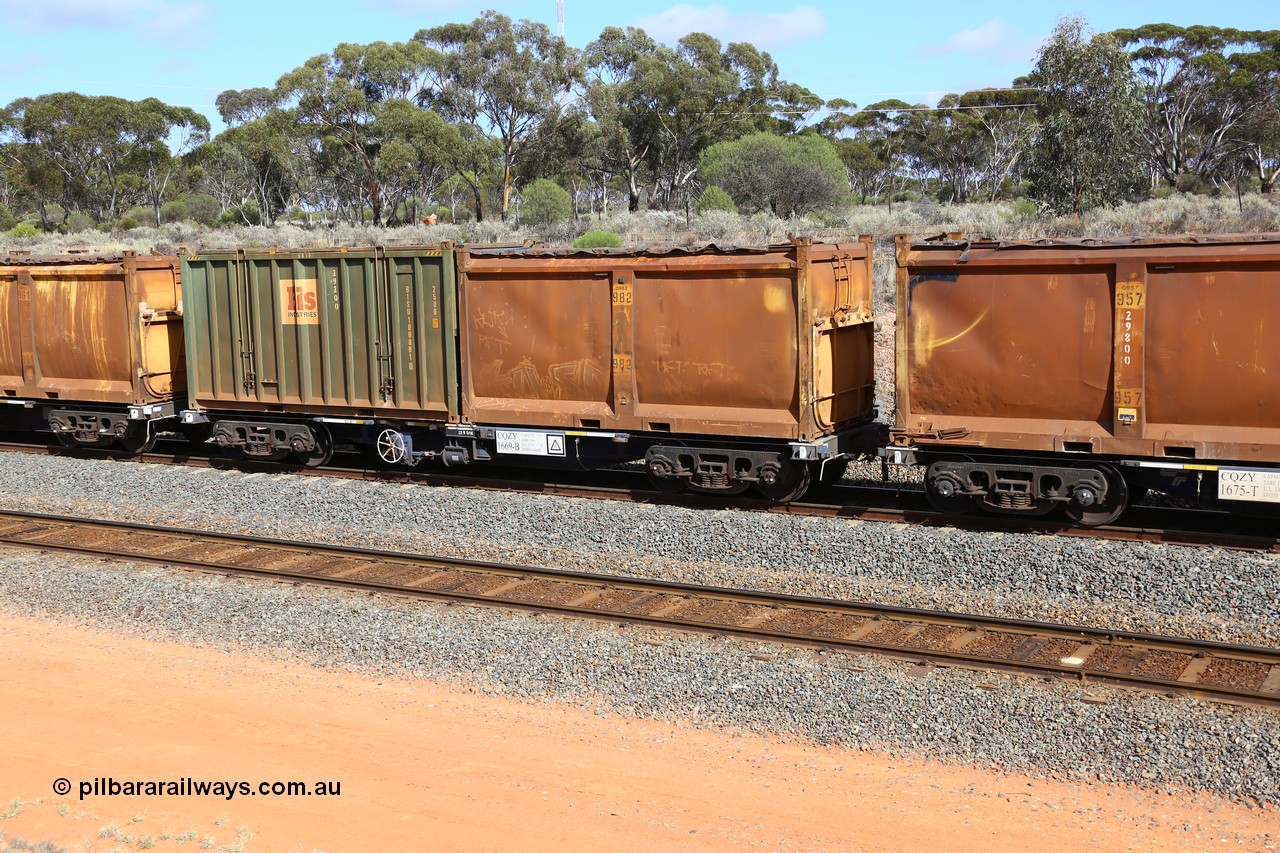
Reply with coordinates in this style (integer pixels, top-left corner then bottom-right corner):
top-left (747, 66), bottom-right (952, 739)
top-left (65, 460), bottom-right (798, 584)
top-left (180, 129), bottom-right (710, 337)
top-left (1, 14), bottom-right (1277, 234)
top-left (1022, 18), bottom-right (1145, 215)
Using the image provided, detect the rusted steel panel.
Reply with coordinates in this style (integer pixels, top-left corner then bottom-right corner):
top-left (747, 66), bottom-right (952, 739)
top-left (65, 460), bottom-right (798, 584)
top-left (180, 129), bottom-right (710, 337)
top-left (893, 233), bottom-right (1280, 463)
top-left (457, 238), bottom-right (875, 440)
top-left (181, 247), bottom-right (459, 420)
top-left (0, 253), bottom-right (182, 406)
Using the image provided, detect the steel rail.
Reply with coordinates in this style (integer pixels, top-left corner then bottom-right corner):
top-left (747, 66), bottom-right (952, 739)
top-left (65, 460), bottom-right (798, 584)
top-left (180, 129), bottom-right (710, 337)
top-left (1, 438), bottom-right (1277, 553)
top-left (1, 509), bottom-right (1277, 708)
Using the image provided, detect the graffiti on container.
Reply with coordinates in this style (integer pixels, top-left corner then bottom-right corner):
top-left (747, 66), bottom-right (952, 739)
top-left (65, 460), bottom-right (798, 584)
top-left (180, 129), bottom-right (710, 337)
top-left (654, 360), bottom-right (738, 382)
top-left (478, 357), bottom-right (608, 400)
top-left (472, 307), bottom-right (518, 357)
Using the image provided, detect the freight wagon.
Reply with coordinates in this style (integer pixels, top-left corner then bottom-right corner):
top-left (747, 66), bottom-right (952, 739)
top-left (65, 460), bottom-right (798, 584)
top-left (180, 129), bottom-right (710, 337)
top-left (0, 251), bottom-right (184, 452)
top-left (887, 233), bottom-right (1280, 524)
top-left (179, 238), bottom-right (878, 501)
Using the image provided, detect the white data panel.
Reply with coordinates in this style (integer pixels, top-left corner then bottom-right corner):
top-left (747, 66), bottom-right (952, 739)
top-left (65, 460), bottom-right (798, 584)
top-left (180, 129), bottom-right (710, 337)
top-left (496, 430), bottom-right (566, 457)
top-left (1218, 468), bottom-right (1280, 504)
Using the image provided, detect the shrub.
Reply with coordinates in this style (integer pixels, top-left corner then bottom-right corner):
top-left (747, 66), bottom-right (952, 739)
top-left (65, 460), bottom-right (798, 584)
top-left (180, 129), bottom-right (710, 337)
top-left (698, 133), bottom-right (847, 216)
top-left (63, 213), bottom-right (95, 233)
top-left (7, 222), bottom-right (39, 238)
top-left (1010, 197), bottom-right (1038, 219)
top-left (0, 205), bottom-right (16, 231)
top-left (694, 185), bottom-right (737, 215)
top-left (218, 202), bottom-right (261, 226)
top-left (116, 216), bottom-right (140, 231)
top-left (160, 199), bottom-right (187, 223)
top-left (172, 194), bottom-right (221, 225)
top-left (573, 229), bottom-right (623, 249)
top-left (161, 195), bottom-right (221, 225)
top-left (692, 209), bottom-right (743, 239)
top-left (519, 179), bottom-right (572, 227)
top-left (123, 206), bottom-right (153, 226)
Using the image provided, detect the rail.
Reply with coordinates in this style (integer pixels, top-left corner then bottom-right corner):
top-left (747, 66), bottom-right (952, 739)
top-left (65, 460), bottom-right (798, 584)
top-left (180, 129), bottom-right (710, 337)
top-left (1, 509), bottom-right (1277, 708)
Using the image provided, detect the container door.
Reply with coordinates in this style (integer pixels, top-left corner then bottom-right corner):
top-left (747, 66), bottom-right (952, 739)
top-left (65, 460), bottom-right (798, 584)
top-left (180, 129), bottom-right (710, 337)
top-left (29, 265), bottom-right (135, 402)
top-left (808, 244), bottom-right (875, 433)
top-left (0, 271), bottom-right (35, 396)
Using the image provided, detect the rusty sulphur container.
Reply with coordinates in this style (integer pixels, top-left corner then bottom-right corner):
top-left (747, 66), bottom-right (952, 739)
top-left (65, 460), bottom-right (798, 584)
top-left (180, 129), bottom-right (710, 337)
top-left (181, 246), bottom-right (459, 420)
top-left (0, 251), bottom-right (183, 450)
top-left (456, 237), bottom-right (876, 440)
top-left (892, 232), bottom-right (1280, 520)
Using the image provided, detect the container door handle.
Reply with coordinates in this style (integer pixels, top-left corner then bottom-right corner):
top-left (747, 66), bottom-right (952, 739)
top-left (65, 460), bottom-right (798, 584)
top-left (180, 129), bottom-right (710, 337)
top-left (375, 342), bottom-right (394, 401)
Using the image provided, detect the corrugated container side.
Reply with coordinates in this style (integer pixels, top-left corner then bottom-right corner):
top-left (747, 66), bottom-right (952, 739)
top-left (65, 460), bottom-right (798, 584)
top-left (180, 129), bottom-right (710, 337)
top-left (182, 247), bottom-right (458, 420)
top-left (457, 238), bottom-right (874, 440)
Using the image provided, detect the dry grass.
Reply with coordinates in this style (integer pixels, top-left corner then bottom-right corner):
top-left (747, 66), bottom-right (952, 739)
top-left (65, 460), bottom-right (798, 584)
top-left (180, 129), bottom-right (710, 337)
top-left (4, 195), bottom-right (1279, 257)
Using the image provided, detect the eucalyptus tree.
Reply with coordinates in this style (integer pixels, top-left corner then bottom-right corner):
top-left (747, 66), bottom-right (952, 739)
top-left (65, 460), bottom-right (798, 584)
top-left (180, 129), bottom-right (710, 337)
top-left (186, 140), bottom-right (253, 215)
top-left (374, 98), bottom-right (458, 222)
top-left (954, 88), bottom-right (1037, 200)
top-left (1021, 18), bottom-right (1144, 215)
top-left (416, 12), bottom-right (580, 221)
top-left (2, 92), bottom-right (207, 224)
top-left (0, 120), bottom-right (68, 227)
top-left (273, 39), bottom-right (446, 225)
top-left (582, 26), bottom-right (664, 212)
top-left (1234, 31), bottom-right (1280, 193)
top-left (209, 106), bottom-right (299, 225)
top-left (132, 105), bottom-right (210, 225)
top-left (632, 33), bottom-right (821, 210)
top-left (817, 99), bottom-right (916, 205)
top-left (1111, 24), bottom-right (1280, 187)
top-left (831, 136), bottom-right (886, 203)
top-left (896, 94), bottom-right (988, 201)
top-left (516, 105), bottom-right (612, 216)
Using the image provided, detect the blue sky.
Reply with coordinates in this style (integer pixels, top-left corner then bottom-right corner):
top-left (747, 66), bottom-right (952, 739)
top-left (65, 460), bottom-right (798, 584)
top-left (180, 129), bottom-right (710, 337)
top-left (0, 0), bottom-right (1275, 134)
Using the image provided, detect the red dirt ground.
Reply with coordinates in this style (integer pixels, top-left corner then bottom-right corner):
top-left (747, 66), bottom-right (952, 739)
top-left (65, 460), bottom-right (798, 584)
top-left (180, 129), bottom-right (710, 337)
top-left (0, 612), bottom-right (1276, 852)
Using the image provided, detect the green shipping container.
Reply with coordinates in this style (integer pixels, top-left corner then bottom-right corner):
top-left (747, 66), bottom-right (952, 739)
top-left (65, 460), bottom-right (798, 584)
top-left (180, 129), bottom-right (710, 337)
top-left (181, 246), bottom-right (459, 420)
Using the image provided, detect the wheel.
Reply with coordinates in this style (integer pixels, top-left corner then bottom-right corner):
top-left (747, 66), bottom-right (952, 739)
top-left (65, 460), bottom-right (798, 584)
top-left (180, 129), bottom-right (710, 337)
top-left (1062, 462), bottom-right (1129, 526)
top-left (295, 425), bottom-right (334, 468)
top-left (117, 425), bottom-right (157, 455)
top-left (646, 471), bottom-right (688, 494)
top-left (924, 458), bottom-right (978, 514)
top-left (645, 456), bottom-right (686, 493)
top-left (644, 444), bottom-right (687, 494)
top-left (755, 460), bottom-right (812, 503)
top-left (53, 431), bottom-right (80, 448)
top-left (376, 429), bottom-right (409, 465)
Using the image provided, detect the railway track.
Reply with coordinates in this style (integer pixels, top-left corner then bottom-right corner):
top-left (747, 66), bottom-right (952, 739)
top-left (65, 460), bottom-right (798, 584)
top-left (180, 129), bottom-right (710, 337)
top-left (2, 508), bottom-right (1278, 708)
top-left (2, 437), bottom-right (1276, 553)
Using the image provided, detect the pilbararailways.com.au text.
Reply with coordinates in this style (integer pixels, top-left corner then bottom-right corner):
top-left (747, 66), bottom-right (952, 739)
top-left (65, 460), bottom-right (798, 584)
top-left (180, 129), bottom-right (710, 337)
top-left (58, 777), bottom-right (341, 801)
